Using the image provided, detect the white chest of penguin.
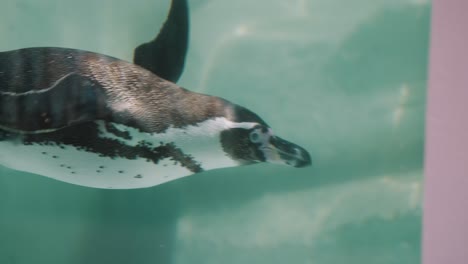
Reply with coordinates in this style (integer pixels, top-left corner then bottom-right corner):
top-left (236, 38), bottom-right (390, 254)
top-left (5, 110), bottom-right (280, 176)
top-left (0, 117), bottom-right (254, 189)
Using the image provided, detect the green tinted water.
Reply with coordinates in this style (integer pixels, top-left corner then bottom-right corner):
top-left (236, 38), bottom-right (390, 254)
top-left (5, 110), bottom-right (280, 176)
top-left (0, 0), bottom-right (430, 263)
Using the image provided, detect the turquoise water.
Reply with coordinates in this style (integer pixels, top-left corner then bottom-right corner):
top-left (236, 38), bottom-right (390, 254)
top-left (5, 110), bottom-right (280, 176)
top-left (0, 0), bottom-right (430, 263)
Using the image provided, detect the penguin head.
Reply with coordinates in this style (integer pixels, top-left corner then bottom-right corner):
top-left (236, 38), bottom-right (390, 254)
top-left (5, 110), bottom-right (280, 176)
top-left (220, 105), bottom-right (311, 168)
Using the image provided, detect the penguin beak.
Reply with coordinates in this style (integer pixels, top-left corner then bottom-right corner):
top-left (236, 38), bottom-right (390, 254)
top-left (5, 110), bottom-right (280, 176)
top-left (261, 136), bottom-right (311, 168)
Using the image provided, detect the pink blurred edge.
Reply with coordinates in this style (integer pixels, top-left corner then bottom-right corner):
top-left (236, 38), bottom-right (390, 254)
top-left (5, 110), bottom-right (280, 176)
top-left (422, 1), bottom-right (468, 264)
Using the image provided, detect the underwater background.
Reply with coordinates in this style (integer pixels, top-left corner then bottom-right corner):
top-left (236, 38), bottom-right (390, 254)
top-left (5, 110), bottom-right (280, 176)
top-left (0, 0), bottom-right (430, 263)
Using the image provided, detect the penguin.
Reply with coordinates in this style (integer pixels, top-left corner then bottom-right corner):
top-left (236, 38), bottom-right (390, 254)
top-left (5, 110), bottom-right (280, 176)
top-left (0, 0), bottom-right (311, 189)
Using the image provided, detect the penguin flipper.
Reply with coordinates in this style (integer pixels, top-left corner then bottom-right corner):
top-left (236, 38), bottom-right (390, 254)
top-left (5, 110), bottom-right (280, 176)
top-left (133, 0), bottom-right (189, 83)
top-left (0, 72), bottom-right (109, 134)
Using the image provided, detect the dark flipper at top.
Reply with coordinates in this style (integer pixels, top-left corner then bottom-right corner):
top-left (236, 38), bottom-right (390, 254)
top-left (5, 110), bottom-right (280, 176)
top-left (133, 0), bottom-right (189, 83)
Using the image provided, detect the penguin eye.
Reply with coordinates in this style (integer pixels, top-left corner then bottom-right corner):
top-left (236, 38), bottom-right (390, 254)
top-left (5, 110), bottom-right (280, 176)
top-left (249, 131), bottom-right (261, 143)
